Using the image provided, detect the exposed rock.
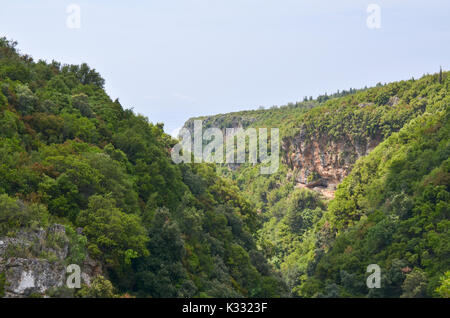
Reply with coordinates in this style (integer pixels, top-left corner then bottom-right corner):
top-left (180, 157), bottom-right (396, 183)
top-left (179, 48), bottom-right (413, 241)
top-left (284, 129), bottom-right (381, 197)
top-left (4, 258), bottom-right (65, 297)
top-left (82, 255), bottom-right (103, 285)
top-left (358, 102), bottom-right (374, 108)
top-left (388, 96), bottom-right (400, 106)
top-left (0, 224), bottom-right (101, 298)
top-left (181, 111), bottom-right (382, 199)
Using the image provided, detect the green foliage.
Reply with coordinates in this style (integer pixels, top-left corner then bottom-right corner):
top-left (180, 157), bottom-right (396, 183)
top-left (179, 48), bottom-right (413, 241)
top-left (0, 37), bottom-right (447, 298)
top-left (0, 38), bottom-right (285, 298)
top-left (76, 276), bottom-right (117, 298)
top-left (435, 271), bottom-right (450, 298)
top-left (76, 195), bottom-right (149, 269)
top-left (401, 269), bottom-right (428, 298)
top-left (65, 225), bottom-right (87, 265)
top-left (16, 84), bottom-right (37, 115)
top-left (0, 272), bottom-right (5, 298)
top-left (290, 82), bottom-right (449, 297)
top-left (0, 194), bottom-right (49, 235)
top-left (71, 93), bottom-right (93, 118)
top-left (211, 70), bottom-right (449, 298)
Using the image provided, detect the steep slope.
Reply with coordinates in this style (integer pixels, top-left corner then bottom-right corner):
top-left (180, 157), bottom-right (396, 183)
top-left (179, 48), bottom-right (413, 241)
top-left (0, 37), bottom-right (286, 298)
top-left (182, 78), bottom-right (435, 198)
top-left (299, 99), bottom-right (449, 297)
top-left (181, 70), bottom-right (450, 297)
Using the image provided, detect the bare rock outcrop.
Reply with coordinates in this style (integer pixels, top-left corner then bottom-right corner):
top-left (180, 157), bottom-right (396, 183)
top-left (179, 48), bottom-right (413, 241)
top-left (3, 258), bottom-right (65, 297)
top-left (0, 224), bottom-right (101, 298)
top-left (283, 129), bottom-right (381, 198)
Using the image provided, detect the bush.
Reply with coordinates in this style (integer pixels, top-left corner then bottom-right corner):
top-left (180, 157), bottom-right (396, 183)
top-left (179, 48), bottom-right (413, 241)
top-left (435, 271), bottom-right (450, 298)
top-left (76, 195), bottom-right (149, 268)
top-left (0, 194), bottom-right (50, 235)
top-left (401, 269), bottom-right (428, 298)
top-left (76, 276), bottom-right (117, 298)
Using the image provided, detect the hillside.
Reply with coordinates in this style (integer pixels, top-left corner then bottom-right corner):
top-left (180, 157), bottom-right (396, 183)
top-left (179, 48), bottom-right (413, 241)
top-left (0, 38), bottom-right (286, 298)
top-left (0, 36), bottom-right (448, 298)
top-left (181, 70), bottom-right (450, 297)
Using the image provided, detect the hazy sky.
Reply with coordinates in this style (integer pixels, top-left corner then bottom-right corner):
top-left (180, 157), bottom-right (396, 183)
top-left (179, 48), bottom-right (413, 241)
top-left (1, 0), bottom-right (449, 135)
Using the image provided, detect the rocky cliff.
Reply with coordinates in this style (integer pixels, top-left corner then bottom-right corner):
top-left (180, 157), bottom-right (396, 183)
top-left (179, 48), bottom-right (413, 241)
top-left (0, 224), bottom-right (100, 298)
top-left (181, 113), bottom-right (382, 198)
top-left (179, 91), bottom-right (413, 199)
top-left (283, 129), bottom-right (382, 198)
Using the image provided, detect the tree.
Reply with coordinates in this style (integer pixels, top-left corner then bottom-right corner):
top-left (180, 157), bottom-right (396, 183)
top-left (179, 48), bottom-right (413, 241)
top-left (76, 195), bottom-right (149, 269)
top-left (16, 84), bottom-right (37, 114)
top-left (0, 194), bottom-right (49, 235)
top-left (435, 271), bottom-right (450, 298)
top-left (72, 93), bottom-right (93, 118)
top-left (76, 276), bottom-right (117, 298)
top-left (401, 269), bottom-right (428, 298)
top-left (284, 189), bottom-right (324, 234)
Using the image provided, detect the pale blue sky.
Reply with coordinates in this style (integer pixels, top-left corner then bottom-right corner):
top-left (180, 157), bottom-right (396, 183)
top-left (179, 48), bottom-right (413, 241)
top-left (1, 0), bottom-right (449, 135)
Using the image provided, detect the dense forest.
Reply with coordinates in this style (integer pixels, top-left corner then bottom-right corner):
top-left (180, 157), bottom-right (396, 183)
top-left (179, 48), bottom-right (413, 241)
top-left (0, 38), bottom-right (286, 297)
top-left (186, 67), bottom-right (450, 298)
top-left (0, 37), bottom-right (448, 298)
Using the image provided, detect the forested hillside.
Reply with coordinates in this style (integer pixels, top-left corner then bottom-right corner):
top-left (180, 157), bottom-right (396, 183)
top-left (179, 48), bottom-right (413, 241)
top-left (0, 38), bottom-right (286, 298)
top-left (0, 36), bottom-right (448, 298)
top-left (184, 69), bottom-right (450, 297)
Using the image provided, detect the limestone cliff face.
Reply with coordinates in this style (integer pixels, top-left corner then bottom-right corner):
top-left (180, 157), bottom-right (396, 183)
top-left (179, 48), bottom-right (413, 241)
top-left (283, 129), bottom-right (381, 198)
top-left (0, 224), bottom-right (101, 298)
top-left (181, 113), bottom-right (382, 198)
